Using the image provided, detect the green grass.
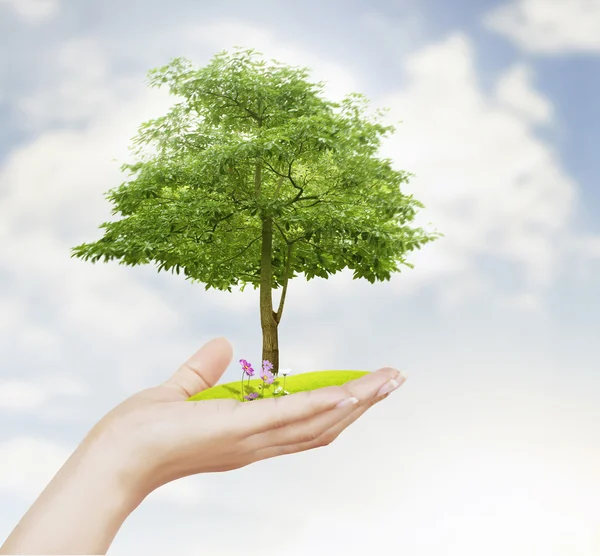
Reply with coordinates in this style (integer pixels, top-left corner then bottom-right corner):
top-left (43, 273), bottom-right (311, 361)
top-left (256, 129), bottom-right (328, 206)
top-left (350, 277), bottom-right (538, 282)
top-left (187, 370), bottom-right (370, 402)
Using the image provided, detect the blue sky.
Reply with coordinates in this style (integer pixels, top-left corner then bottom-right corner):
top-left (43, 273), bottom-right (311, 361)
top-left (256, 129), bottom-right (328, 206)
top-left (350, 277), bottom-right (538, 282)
top-left (1, 0), bottom-right (600, 554)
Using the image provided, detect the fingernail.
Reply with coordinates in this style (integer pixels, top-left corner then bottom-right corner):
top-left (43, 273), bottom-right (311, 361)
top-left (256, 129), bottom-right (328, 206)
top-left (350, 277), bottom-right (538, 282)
top-left (375, 377), bottom-right (403, 398)
top-left (335, 397), bottom-right (359, 409)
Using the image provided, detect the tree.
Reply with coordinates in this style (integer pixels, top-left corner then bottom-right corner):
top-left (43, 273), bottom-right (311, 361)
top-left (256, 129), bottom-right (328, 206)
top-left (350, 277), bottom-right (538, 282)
top-left (71, 48), bottom-right (440, 376)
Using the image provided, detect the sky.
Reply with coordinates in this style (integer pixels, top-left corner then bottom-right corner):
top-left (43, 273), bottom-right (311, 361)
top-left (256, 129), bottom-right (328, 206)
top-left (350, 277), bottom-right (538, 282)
top-left (1, 0), bottom-right (600, 554)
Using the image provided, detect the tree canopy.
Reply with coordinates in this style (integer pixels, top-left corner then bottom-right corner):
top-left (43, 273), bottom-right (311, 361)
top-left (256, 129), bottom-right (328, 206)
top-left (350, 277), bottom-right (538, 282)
top-left (71, 48), bottom-right (439, 297)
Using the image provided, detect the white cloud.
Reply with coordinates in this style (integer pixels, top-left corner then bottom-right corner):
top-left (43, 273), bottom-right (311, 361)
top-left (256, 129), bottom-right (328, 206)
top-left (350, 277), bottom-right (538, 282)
top-left (495, 64), bottom-right (553, 123)
top-left (0, 0), bottom-right (59, 24)
top-left (0, 114), bottom-right (181, 339)
top-left (0, 376), bottom-right (87, 411)
top-left (484, 0), bottom-right (600, 53)
top-left (0, 382), bottom-right (46, 410)
top-left (0, 437), bottom-right (71, 498)
top-left (18, 38), bottom-right (138, 129)
top-left (376, 34), bottom-right (577, 305)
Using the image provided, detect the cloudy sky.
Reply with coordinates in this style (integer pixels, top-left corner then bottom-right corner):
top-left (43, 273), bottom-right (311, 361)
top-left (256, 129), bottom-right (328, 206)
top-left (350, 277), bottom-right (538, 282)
top-left (1, 0), bottom-right (600, 554)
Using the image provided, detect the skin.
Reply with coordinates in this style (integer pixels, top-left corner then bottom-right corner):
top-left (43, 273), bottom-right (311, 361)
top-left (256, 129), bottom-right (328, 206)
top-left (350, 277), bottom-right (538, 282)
top-left (0, 336), bottom-right (406, 555)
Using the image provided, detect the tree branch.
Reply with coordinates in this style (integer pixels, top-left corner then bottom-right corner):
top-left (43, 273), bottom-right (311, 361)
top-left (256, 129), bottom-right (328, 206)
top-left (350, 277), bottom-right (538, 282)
top-left (272, 193), bottom-right (320, 209)
top-left (261, 159), bottom-right (287, 178)
top-left (217, 235), bottom-right (262, 265)
top-left (272, 219), bottom-right (290, 244)
top-left (210, 211), bottom-right (236, 232)
top-left (287, 159), bottom-right (305, 202)
top-left (275, 242), bottom-right (293, 324)
top-left (200, 90), bottom-right (261, 121)
top-left (261, 159), bottom-right (305, 202)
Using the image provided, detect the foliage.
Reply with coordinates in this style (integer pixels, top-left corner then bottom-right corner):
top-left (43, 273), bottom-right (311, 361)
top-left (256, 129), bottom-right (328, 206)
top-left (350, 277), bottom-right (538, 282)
top-left (71, 48), bottom-right (440, 296)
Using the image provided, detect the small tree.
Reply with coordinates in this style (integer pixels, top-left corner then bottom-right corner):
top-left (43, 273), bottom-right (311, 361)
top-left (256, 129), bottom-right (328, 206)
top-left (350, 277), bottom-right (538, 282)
top-left (71, 49), bottom-right (439, 376)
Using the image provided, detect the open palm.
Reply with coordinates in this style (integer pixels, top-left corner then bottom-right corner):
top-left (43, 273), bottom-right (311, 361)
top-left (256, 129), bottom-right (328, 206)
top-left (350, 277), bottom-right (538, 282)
top-left (86, 337), bottom-right (406, 498)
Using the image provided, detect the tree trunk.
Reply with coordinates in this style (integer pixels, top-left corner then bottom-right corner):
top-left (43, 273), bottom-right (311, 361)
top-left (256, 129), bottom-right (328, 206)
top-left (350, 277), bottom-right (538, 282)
top-left (259, 216), bottom-right (280, 375)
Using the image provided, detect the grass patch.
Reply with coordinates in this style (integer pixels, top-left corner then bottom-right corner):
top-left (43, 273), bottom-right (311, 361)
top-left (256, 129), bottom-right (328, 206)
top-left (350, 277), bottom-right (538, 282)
top-left (187, 370), bottom-right (370, 402)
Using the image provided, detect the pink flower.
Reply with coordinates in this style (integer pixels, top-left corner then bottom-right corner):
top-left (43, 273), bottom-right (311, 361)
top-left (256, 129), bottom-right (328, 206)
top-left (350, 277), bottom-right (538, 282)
top-left (239, 359), bottom-right (255, 377)
top-left (260, 367), bottom-right (275, 385)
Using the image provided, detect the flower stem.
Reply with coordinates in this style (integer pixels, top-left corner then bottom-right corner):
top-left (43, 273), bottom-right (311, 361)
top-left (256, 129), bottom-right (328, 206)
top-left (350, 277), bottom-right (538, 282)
top-left (241, 371), bottom-right (245, 401)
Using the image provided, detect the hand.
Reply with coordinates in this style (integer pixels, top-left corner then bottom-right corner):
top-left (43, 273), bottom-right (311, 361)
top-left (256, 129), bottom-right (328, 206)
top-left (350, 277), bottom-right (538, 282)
top-left (86, 336), bottom-right (406, 495)
top-left (0, 336), bottom-right (406, 555)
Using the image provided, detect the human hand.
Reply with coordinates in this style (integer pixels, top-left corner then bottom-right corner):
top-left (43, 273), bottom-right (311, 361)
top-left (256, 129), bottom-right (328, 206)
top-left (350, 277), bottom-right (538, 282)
top-left (85, 336), bottom-right (407, 498)
top-left (0, 336), bottom-right (406, 555)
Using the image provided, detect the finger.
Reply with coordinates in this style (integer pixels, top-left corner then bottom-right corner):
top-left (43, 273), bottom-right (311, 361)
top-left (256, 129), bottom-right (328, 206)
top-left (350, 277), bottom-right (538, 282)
top-left (234, 382), bottom-right (360, 436)
top-left (244, 367), bottom-right (404, 446)
top-left (163, 336), bottom-right (233, 399)
top-left (252, 378), bottom-right (405, 461)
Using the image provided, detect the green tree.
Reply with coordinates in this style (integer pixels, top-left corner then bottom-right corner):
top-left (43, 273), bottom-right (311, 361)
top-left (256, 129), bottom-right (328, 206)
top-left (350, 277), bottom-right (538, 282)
top-left (71, 48), bottom-right (440, 376)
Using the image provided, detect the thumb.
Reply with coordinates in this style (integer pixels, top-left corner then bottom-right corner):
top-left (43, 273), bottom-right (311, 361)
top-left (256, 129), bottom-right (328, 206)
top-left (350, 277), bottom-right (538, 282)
top-left (163, 336), bottom-right (233, 399)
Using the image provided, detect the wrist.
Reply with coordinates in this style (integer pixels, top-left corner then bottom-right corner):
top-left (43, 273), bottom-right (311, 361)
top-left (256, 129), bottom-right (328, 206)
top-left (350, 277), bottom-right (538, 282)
top-left (80, 419), bottom-right (153, 505)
